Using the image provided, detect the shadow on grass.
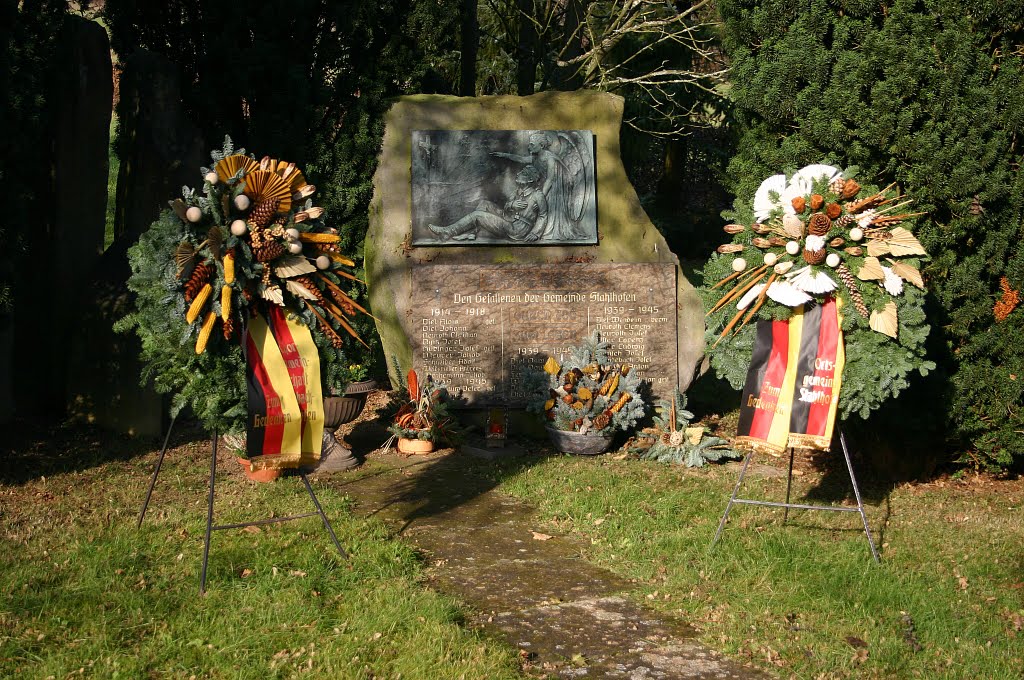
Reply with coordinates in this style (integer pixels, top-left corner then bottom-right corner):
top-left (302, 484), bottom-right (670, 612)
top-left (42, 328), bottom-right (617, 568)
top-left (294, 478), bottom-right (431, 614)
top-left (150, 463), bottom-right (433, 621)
top-left (1, 415), bottom-right (205, 486)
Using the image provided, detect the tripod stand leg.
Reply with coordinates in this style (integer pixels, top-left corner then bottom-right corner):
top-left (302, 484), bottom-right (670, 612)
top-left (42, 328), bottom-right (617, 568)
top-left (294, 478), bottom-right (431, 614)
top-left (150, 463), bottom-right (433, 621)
top-left (840, 431), bottom-right (880, 563)
top-left (301, 473), bottom-right (348, 559)
top-left (783, 447), bottom-right (795, 523)
top-left (200, 432), bottom-right (218, 594)
top-left (711, 449), bottom-right (755, 550)
top-left (136, 414), bottom-right (178, 528)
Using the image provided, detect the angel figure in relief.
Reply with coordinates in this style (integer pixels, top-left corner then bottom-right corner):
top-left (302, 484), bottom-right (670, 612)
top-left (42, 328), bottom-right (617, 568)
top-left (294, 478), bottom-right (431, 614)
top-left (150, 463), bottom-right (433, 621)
top-left (490, 131), bottom-right (594, 241)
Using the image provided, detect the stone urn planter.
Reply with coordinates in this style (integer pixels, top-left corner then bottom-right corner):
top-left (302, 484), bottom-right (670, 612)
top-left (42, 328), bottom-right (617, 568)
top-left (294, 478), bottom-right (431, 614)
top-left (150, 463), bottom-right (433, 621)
top-left (544, 425), bottom-right (614, 456)
top-left (323, 379), bottom-right (377, 430)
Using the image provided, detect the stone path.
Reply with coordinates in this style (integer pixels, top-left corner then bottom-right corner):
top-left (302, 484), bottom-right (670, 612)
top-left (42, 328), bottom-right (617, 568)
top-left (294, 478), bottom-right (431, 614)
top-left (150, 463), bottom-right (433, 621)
top-left (327, 448), bottom-right (768, 679)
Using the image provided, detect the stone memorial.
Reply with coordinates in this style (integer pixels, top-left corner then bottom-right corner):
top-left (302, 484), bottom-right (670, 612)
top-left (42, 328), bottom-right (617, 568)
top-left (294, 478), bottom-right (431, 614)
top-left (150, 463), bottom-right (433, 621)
top-left (366, 91), bottom-right (705, 401)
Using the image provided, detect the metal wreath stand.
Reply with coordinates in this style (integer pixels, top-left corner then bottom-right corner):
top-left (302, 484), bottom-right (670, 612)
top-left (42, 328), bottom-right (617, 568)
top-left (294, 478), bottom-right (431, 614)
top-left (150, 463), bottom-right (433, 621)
top-left (710, 430), bottom-right (881, 563)
top-left (137, 415), bottom-right (348, 594)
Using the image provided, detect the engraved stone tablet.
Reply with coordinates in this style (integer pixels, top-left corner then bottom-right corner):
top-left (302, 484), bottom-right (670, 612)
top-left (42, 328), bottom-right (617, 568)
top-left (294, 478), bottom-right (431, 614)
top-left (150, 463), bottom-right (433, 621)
top-left (410, 263), bottom-right (677, 406)
top-left (411, 130), bottom-right (597, 246)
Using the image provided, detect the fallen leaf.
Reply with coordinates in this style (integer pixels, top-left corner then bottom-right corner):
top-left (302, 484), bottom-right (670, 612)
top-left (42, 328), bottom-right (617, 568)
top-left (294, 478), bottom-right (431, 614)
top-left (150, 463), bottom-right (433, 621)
top-left (240, 568), bottom-right (253, 578)
top-left (289, 570), bottom-right (307, 577)
top-left (851, 648), bottom-right (869, 665)
top-left (1012, 613), bottom-right (1023, 632)
top-left (532, 531), bottom-right (553, 541)
top-left (593, 518), bottom-right (605, 526)
top-left (845, 636), bottom-right (868, 649)
top-left (244, 525), bottom-right (262, 534)
top-left (571, 653), bottom-right (588, 667)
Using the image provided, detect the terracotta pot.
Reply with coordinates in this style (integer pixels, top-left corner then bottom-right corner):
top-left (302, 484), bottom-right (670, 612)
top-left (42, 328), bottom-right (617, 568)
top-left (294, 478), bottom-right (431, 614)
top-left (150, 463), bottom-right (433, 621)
top-left (544, 425), bottom-right (613, 456)
top-left (397, 437), bottom-right (435, 454)
top-left (236, 457), bottom-right (282, 483)
top-left (323, 380), bottom-right (377, 430)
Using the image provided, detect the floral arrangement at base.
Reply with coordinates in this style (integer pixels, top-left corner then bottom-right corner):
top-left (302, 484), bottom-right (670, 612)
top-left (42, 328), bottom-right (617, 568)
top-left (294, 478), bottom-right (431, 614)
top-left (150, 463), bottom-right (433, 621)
top-left (387, 369), bottom-right (459, 448)
top-left (626, 388), bottom-right (739, 467)
top-left (700, 163), bottom-right (935, 419)
top-left (527, 331), bottom-right (646, 436)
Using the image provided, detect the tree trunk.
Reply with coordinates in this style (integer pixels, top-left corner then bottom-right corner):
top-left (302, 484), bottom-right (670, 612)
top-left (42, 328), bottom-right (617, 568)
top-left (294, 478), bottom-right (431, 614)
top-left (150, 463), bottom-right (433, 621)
top-left (516, 0), bottom-right (537, 95)
top-left (552, 0), bottom-right (587, 90)
top-left (459, 0), bottom-right (478, 96)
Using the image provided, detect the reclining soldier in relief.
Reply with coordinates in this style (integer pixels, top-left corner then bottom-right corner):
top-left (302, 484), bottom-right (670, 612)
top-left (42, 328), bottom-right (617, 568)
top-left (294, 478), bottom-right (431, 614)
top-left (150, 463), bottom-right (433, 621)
top-left (428, 165), bottom-right (548, 243)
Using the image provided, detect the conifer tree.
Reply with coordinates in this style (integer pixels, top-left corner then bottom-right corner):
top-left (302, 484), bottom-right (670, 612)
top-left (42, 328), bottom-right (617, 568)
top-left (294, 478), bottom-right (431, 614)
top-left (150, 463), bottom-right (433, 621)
top-left (717, 0), bottom-right (1024, 469)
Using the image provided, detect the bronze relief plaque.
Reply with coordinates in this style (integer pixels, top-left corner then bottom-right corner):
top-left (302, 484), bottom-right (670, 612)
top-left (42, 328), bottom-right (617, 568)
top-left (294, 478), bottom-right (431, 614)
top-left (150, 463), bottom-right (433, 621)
top-left (411, 130), bottom-right (597, 246)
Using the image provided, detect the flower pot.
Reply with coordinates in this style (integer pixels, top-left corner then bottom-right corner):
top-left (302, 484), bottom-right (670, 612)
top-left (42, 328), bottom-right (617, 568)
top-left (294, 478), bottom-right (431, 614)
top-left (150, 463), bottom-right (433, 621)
top-left (545, 425), bottom-right (613, 456)
top-left (323, 379), bottom-right (377, 430)
top-left (236, 457), bottom-right (282, 483)
top-left (397, 437), bottom-right (435, 454)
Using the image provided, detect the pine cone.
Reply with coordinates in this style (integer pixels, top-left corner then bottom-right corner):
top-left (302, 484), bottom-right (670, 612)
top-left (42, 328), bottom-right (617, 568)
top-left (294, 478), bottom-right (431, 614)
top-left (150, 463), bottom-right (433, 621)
top-left (222, 315), bottom-right (236, 340)
top-left (828, 177), bottom-right (846, 195)
top-left (837, 264), bottom-right (869, 318)
top-left (184, 262), bottom-right (213, 303)
top-left (593, 413), bottom-right (611, 430)
top-left (249, 199), bottom-right (280, 229)
top-left (803, 248), bottom-right (827, 265)
top-left (253, 240), bottom-right (285, 262)
top-left (833, 214), bottom-right (855, 229)
top-left (807, 212), bottom-right (832, 236)
top-left (319, 318), bottom-right (344, 348)
top-left (328, 287), bottom-right (356, 316)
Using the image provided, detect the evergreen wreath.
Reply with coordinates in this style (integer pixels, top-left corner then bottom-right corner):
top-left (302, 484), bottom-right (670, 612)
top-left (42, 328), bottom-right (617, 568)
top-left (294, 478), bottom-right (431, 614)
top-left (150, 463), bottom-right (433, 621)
top-left (700, 164), bottom-right (935, 419)
top-left (117, 138), bottom-right (373, 434)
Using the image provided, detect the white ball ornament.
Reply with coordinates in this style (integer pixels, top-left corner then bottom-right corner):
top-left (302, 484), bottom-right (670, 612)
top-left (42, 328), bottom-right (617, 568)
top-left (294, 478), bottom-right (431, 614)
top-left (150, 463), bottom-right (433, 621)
top-left (786, 240), bottom-right (800, 255)
top-left (185, 206), bottom-right (203, 223)
top-left (731, 257), bottom-right (747, 272)
top-left (315, 255), bottom-right (331, 270)
top-left (826, 253), bottom-right (841, 268)
top-left (285, 228), bottom-right (300, 242)
top-left (763, 252), bottom-right (778, 266)
top-left (233, 194), bottom-right (251, 211)
top-left (204, 171), bottom-right (219, 185)
top-left (229, 219), bottom-right (248, 237)
top-left (849, 227), bottom-right (864, 241)
top-left (287, 241), bottom-right (303, 255)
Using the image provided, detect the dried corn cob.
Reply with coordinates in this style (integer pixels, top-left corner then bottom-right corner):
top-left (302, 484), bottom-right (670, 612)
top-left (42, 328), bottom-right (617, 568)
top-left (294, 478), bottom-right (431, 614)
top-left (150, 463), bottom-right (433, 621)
top-left (186, 283), bottom-right (212, 324)
top-left (609, 392), bottom-right (632, 414)
top-left (297, 232), bottom-right (341, 244)
top-left (220, 285), bottom-right (232, 322)
top-left (195, 311), bottom-right (217, 354)
top-left (223, 250), bottom-right (235, 284)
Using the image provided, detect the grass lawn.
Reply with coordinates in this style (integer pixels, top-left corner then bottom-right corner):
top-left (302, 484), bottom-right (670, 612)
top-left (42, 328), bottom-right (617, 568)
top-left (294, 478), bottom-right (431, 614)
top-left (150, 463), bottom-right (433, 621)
top-left (0, 423), bottom-right (520, 679)
top-left (467, 447), bottom-right (1024, 679)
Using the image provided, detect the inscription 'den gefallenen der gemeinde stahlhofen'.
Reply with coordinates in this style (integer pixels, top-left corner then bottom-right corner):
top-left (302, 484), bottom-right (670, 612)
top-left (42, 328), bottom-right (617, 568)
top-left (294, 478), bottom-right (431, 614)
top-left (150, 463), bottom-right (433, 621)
top-left (410, 263), bottom-right (678, 406)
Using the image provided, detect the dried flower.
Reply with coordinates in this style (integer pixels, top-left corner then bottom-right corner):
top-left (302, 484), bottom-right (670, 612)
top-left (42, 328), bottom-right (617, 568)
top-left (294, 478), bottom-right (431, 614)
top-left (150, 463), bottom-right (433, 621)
top-left (995, 276), bottom-right (1020, 322)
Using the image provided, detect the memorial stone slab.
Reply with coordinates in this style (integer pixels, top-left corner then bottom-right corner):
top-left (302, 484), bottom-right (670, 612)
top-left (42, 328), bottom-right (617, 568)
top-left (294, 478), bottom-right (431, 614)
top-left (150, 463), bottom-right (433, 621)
top-left (366, 91), bottom-right (705, 398)
top-left (411, 263), bottom-right (677, 405)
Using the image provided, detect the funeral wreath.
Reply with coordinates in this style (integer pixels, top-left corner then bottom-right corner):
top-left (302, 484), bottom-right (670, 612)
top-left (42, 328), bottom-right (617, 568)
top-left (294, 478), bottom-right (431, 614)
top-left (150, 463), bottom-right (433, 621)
top-left (700, 164), bottom-right (934, 419)
top-left (117, 138), bottom-right (372, 435)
